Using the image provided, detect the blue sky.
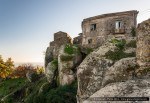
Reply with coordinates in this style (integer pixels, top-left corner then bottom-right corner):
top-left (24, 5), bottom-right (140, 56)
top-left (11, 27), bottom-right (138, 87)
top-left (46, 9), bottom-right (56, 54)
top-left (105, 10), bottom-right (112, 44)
top-left (0, 0), bottom-right (150, 63)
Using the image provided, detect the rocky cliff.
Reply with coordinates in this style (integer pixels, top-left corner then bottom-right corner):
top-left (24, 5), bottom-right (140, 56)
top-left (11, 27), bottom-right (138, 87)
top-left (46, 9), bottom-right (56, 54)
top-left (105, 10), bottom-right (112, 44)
top-left (44, 19), bottom-right (150, 103)
top-left (77, 19), bottom-right (150, 103)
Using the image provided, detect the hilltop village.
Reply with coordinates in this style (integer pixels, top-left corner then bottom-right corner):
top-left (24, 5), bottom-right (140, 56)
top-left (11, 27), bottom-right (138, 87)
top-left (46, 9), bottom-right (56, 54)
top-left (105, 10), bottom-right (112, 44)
top-left (45, 10), bottom-right (150, 103)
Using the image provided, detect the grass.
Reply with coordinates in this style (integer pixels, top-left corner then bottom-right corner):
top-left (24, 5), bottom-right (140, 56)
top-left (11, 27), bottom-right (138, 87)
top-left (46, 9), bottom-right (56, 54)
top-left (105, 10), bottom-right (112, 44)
top-left (25, 80), bottom-right (77, 103)
top-left (0, 78), bottom-right (27, 99)
top-left (105, 49), bottom-right (136, 61)
top-left (0, 72), bottom-right (78, 103)
top-left (110, 39), bottom-right (126, 50)
top-left (46, 81), bottom-right (77, 103)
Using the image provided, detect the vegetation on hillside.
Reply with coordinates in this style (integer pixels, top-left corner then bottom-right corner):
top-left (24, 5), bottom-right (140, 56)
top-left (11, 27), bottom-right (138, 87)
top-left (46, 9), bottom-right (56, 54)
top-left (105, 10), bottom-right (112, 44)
top-left (0, 77), bottom-right (77, 103)
top-left (0, 55), bottom-right (77, 103)
top-left (0, 56), bottom-right (14, 78)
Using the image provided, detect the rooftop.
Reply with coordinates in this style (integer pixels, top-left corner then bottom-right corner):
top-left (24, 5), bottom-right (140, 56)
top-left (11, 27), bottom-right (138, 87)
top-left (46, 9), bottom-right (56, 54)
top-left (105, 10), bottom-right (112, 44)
top-left (83, 10), bottom-right (139, 22)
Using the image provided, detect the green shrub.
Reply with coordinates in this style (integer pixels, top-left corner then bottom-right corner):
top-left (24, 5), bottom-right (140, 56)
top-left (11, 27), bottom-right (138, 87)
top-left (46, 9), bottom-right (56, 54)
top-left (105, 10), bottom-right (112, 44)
top-left (110, 39), bottom-right (120, 44)
top-left (111, 39), bottom-right (126, 50)
top-left (126, 40), bottom-right (136, 48)
top-left (115, 39), bottom-right (126, 50)
top-left (46, 82), bottom-right (77, 103)
top-left (64, 44), bottom-right (74, 55)
top-left (24, 77), bottom-right (48, 103)
top-left (30, 73), bottom-right (40, 82)
top-left (0, 78), bottom-right (27, 98)
top-left (51, 59), bottom-right (58, 67)
top-left (60, 55), bottom-right (74, 61)
top-left (105, 49), bottom-right (135, 61)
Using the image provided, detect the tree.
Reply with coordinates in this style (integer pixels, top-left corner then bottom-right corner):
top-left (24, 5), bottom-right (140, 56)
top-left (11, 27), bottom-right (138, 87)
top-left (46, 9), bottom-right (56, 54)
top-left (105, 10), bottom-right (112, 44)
top-left (0, 55), bottom-right (4, 64)
top-left (5, 58), bottom-right (14, 69)
top-left (0, 56), bottom-right (14, 78)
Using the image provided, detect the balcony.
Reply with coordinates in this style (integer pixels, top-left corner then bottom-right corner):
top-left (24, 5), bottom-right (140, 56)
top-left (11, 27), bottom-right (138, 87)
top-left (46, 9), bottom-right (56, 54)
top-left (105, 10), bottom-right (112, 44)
top-left (115, 29), bottom-right (125, 34)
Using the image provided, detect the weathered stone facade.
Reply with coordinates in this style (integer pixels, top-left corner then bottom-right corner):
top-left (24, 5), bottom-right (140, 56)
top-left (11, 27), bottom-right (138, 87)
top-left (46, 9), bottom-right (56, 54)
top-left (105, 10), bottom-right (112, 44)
top-left (136, 19), bottom-right (150, 68)
top-left (73, 33), bottom-right (83, 45)
top-left (82, 10), bottom-right (138, 48)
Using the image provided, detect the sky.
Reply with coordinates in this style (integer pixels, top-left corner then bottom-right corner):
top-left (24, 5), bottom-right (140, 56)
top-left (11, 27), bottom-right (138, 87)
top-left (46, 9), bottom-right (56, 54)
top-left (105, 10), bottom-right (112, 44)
top-left (0, 0), bottom-right (150, 64)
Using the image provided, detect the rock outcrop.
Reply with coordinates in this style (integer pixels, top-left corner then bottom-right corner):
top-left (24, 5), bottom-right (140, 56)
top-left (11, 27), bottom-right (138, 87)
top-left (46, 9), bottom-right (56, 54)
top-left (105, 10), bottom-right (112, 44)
top-left (44, 18), bottom-right (150, 103)
top-left (45, 61), bottom-right (58, 83)
top-left (136, 19), bottom-right (150, 68)
top-left (45, 47), bottom-right (53, 68)
top-left (58, 44), bottom-right (82, 85)
top-left (102, 57), bottom-right (137, 87)
top-left (77, 42), bottom-right (116, 102)
top-left (45, 31), bottom-right (72, 68)
top-left (83, 79), bottom-right (150, 103)
top-left (77, 18), bottom-right (150, 103)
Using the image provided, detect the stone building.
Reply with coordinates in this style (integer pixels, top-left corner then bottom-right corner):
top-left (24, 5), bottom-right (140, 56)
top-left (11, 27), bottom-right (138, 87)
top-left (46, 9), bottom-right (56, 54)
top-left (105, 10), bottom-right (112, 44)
top-left (45, 31), bottom-right (72, 67)
top-left (81, 10), bottom-right (138, 48)
top-left (136, 19), bottom-right (150, 68)
top-left (73, 33), bottom-right (83, 45)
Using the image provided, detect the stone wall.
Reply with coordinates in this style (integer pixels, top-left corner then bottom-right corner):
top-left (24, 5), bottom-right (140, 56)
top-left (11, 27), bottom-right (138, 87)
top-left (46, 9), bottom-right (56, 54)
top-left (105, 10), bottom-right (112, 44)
top-left (82, 10), bottom-right (138, 48)
top-left (136, 19), bottom-right (150, 68)
top-left (73, 33), bottom-right (82, 45)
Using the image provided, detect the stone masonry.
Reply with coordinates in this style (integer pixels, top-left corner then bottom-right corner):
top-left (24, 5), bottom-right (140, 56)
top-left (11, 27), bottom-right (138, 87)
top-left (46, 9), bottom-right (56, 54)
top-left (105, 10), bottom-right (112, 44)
top-left (73, 33), bottom-right (83, 45)
top-left (82, 10), bottom-right (138, 48)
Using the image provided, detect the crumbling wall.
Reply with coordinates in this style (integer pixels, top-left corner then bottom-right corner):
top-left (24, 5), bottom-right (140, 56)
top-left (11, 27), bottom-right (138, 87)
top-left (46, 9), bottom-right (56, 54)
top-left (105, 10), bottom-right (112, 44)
top-left (82, 10), bottom-right (138, 48)
top-left (73, 33), bottom-right (82, 45)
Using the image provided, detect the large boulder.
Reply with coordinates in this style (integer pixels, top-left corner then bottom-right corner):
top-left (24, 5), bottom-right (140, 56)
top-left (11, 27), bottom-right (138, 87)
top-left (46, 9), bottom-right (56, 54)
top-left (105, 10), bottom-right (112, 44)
top-left (136, 19), bottom-right (150, 70)
top-left (77, 42), bottom-right (117, 102)
top-left (83, 79), bottom-right (150, 103)
top-left (58, 44), bottom-right (82, 86)
top-left (45, 47), bottom-right (53, 68)
top-left (45, 61), bottom-right (58, 83)
top-left (102, 57), bottom-right (137, 87)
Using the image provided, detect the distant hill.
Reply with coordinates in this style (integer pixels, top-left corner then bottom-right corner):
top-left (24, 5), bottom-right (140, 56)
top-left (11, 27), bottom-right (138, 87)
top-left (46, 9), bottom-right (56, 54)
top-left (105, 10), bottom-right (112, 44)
top-left (14, 62), bottom-right (44, 67)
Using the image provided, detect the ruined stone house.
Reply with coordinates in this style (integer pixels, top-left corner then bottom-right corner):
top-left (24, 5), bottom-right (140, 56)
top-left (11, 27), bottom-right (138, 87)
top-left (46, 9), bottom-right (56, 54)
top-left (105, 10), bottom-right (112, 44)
top-left (81, 10), bottom-right (138, 48)
top-left (73, 33), bottom-right (83, 45)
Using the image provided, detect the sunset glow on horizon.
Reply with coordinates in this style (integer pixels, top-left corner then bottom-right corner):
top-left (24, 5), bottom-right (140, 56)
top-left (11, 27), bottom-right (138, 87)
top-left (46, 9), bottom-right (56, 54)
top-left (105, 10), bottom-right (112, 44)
top-left (0, 0), bottom-right (150, 63)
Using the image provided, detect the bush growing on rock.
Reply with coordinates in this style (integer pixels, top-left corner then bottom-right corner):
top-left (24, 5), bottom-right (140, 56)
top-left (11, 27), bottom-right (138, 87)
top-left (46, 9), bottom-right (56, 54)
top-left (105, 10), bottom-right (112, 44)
top-left (51, 59), bottom-right (58, 67)
top-left (110, 39), bottom-right (126, 50)
top-left (64, 44), bottom-right (74, 55)
top-left (105, 49), bottom-right (135, 61)
top-left (46, 81), bottom-right (77, 103)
